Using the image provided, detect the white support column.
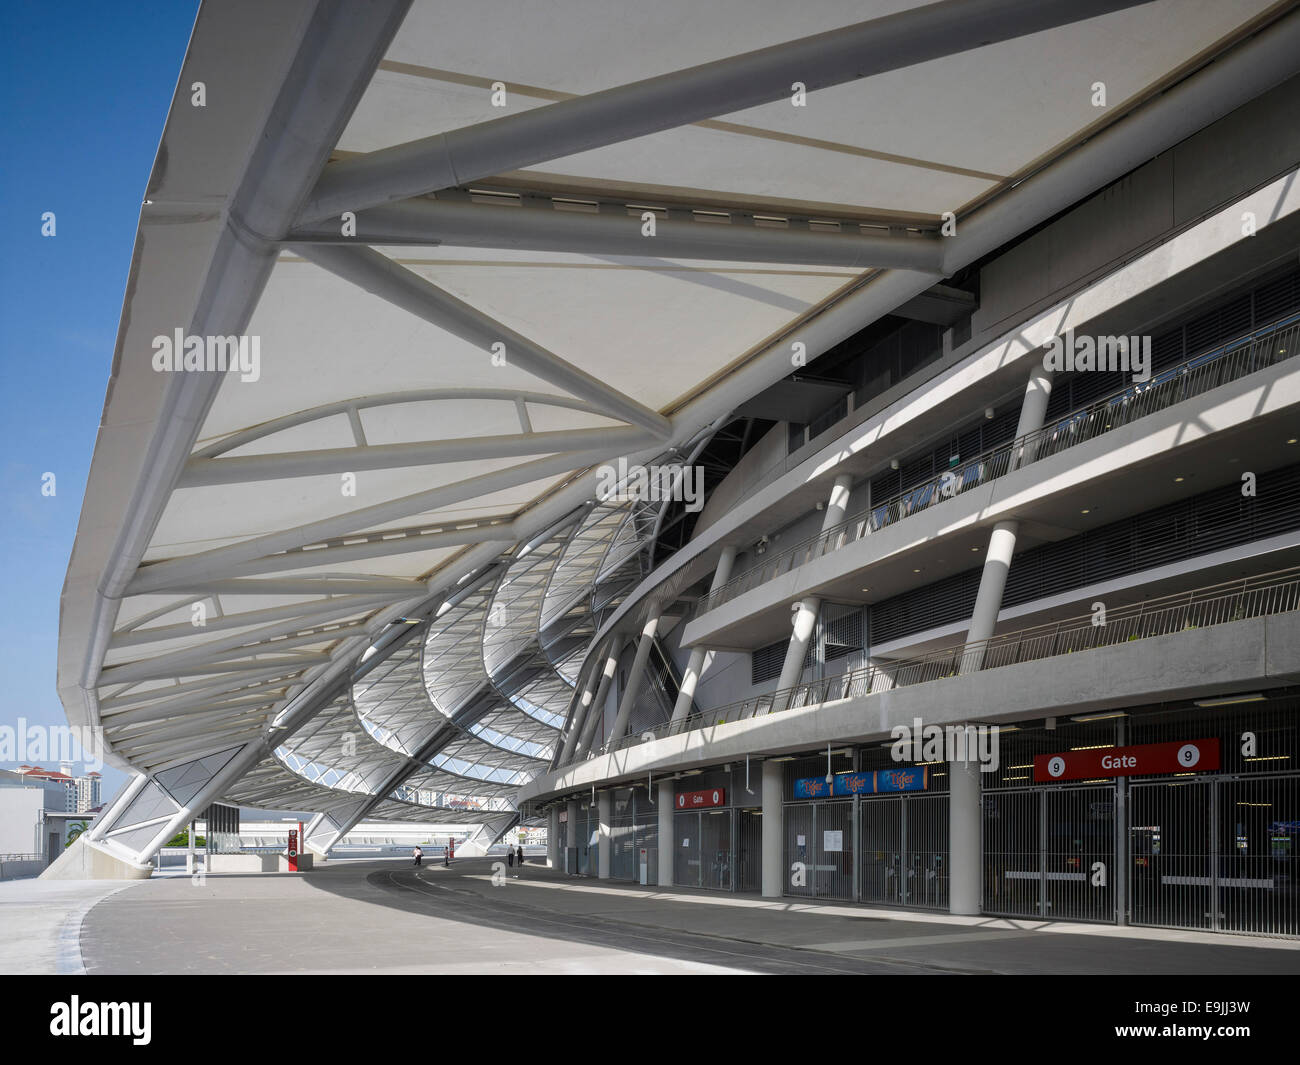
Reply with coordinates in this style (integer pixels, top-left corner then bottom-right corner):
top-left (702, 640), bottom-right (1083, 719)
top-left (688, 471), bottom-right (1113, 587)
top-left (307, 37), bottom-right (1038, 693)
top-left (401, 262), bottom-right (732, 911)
top-left (574, 647), bottom-right (619, 758)
top-left (776, 474), bottom-right (852, 692)
top-left (85, 773), bottom-right (149, 843)
top-left (606, 608), bottom-right (662, 748)
top-left (185, 818), bottom-right (195, 875)
top-left (565, 799), bottom-right (579, 875)
top-left (670, 545), bottom-right (737, 726)
top-left (960, 366), bottom-right (1054, 673)
top-left (1012, 363), bottom-right (1056, 472)
top-left (761, 760), bottom-right (783, 898)
top-left (561, 668), bottom-right (602, 762)
top-left (822, 471), bottom-right (854, 529)
top-left (959, 520), bottom-right (1019, 674)
top-left (777, 597), bottom-right (821, 693)
top-left (949, 751), bottom-right (982, 916)
top-left (657, 778), bottom-right (674, 887)
top-left (597, 791), bottom-right (612, 879)
top-left (547, 807), bottom-right (560, 869)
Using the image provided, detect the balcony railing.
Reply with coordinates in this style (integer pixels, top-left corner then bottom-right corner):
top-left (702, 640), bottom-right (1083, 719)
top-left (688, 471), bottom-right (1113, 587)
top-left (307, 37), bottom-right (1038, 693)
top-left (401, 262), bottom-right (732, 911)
top-left (596, 565), bottom-right (1300, 756)
top-left (696, 312), bottom-right (1300, 617)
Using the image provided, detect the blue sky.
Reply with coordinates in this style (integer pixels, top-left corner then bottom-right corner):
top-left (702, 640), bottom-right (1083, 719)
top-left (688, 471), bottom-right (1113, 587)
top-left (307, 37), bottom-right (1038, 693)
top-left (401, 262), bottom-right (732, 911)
top-left (0, 1), bottom-right (201, 798)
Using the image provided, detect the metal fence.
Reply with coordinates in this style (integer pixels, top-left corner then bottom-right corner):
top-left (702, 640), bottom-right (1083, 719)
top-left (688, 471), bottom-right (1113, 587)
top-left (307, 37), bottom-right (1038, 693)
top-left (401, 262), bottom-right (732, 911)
top-left (784, 801), bottom-right (854, 900)
top-left (983, 785), bottom-right (1117, 922)
top-left (606, 566), bottom-right (1300, 754)
top-left (1129, 773), bottom-right (1299, 937)
top-left (697, 312), bottom-right (1300, 616)
top-left (673, 809), bottom-right (734, 890)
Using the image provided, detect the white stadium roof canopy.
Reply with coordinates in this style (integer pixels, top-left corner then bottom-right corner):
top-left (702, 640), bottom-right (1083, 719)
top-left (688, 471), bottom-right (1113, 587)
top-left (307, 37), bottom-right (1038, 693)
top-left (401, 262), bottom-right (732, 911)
top-left (60, 0), bottom-right (1300, 843)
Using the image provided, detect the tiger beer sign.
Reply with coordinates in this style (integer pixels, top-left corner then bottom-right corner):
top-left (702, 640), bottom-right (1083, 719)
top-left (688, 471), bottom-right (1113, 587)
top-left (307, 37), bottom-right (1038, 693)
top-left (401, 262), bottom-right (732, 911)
top-left (1033, 738), bottom-right (1219, 783)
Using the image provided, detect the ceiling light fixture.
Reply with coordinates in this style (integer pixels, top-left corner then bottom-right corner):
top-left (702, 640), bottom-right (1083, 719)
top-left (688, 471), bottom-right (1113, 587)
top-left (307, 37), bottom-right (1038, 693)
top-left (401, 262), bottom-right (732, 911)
top-left (1193, 693), bottom-right (1265, 708)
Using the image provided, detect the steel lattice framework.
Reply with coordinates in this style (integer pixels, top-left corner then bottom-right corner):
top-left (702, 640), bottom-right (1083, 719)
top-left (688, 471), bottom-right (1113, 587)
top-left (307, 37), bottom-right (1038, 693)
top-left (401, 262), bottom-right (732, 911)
top-left (60, 0), bottom-right (1300, 866)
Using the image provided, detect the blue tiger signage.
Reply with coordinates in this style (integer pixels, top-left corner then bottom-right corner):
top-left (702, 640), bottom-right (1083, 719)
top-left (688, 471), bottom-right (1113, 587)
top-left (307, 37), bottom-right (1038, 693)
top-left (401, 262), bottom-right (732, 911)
top-left (794, 767), bottom-right (928, 798)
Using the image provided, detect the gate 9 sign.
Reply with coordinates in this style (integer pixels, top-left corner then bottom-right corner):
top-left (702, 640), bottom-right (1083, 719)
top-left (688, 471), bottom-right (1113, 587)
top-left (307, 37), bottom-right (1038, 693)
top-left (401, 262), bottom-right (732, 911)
top-left (1034, 739), bottom-right (1219, 782)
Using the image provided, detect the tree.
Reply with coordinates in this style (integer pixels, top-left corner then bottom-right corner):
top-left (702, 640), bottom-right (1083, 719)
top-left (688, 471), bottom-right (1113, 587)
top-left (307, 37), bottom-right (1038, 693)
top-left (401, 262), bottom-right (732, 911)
top-left (66, 820), bottom-right (90, 843)
top-left (165, 829), bottom-right (206, 848)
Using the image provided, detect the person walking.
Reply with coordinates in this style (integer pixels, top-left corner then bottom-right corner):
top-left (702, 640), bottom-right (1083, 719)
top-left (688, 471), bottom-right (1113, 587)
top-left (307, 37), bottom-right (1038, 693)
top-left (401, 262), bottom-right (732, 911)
top-left (444, 837), bottom-right (451, 866)
top-left (506, 846), bottom-right (514, 869)
top-left (412, 844), bottom-right (422, 867)
top-left (516, 844), bottom-right (524, 874)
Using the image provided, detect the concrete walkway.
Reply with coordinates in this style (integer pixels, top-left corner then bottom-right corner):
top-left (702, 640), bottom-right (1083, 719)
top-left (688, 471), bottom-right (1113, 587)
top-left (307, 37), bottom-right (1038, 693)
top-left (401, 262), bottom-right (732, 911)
top-left (52, 857), bottom-right (1300, 975)
top-left (0, 875), bottom-right (149, 974)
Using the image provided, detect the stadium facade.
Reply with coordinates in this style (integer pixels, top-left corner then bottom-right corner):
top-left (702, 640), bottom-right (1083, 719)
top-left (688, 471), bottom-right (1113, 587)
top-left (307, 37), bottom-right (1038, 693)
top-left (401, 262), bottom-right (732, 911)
top-left (55, 0), bottom-right (1300, 936)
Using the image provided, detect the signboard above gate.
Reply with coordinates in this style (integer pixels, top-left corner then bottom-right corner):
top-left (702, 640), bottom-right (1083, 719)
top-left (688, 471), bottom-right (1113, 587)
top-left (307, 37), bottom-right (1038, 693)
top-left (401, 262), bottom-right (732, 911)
top-left (1033, 738), bottom-right (1220, 783)
top-left (676, 788), bottom-right (725, 809)
top-left (794, 768), bottom-right (928, 798)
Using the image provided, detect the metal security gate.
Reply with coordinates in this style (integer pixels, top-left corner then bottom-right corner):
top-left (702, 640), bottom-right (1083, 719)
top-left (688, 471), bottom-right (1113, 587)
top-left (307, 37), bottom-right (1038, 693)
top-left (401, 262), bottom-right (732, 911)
top-left (1130, 774), bottom-right (1299, 936)
top-left (673, 809), bottom-right (733, 890)
top-left (858, 793), bottom-right (949, 909)
top-left (577, 807), bottom-right (597, 875)
top-left (783, 801), bottom-right (853, 899)
top-left (610, 816), bottom-right (636, 881)
top-left (701, 808), bottom-right (733, 890)
top-left (984, 785), bottom-right (1116, 922)
top-left (736, 808), bottom-right (762, 893)
top-left (673, 811), bottom-right (699, 886)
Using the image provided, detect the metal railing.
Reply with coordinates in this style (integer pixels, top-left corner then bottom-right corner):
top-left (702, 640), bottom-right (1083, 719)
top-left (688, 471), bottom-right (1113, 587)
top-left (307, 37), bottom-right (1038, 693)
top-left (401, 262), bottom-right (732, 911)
top-left (599, 565), bottom-right (1300, 755)
top-left (697, 312), bottom-right (1300, 616)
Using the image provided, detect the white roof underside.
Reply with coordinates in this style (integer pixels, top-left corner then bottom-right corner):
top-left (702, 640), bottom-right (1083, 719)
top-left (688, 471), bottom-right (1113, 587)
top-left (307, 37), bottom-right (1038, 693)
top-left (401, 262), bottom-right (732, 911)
top-left (60, 0), bottom-right (1287, 827)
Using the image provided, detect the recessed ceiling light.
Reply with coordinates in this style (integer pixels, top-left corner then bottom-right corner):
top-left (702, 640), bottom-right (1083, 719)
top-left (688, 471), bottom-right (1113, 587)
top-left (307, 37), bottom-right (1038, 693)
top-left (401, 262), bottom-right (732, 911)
top-left (971, 546), bottom-right (979, 552)
top-left (1081, 509), bottom-right (1090, 514)
top-left (1288, 438), bottom-right (1298, 445)
top-left (1174, 476), bottom-right (1184, 482)
top-left (913, 568), bottom-right (920, 573)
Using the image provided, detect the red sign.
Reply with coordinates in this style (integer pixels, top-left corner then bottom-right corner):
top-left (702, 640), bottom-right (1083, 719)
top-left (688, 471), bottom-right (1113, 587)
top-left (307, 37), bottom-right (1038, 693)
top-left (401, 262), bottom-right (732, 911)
top-left (287, 829), bottom-right (299, 871)
top-left (1034, 738), bottom-right (1219, 783)
top-left (676, 788), bottom-right (725, 809)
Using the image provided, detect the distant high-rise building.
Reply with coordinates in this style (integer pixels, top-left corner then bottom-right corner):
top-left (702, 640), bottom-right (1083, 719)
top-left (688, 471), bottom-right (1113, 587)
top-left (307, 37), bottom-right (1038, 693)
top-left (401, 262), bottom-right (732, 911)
top-left (73, 772), bottom-right (101, 813)
top-left (16, 766), bottom-right (101, 813)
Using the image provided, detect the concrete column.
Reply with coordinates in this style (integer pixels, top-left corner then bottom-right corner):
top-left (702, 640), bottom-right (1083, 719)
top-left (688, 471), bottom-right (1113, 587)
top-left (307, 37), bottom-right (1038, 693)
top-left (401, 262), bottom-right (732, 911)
top-left (657, 778), bottom-right (674, 887)
top-left (959, 519), bottom-right (1019, 674)
top-left (670, 545), bottom-right (738, 726)
top-left (597, 791), bottom-right (612, 879)
top-left (606, 608), bottom-right (662, 748)
top-left (949, 752), bottom-right (982, 916)
top-left (761, 760), bottom-right (783, 898)
top-left (1011, 362), bottom-right (1055, 471)
top-left (960, 366), bottom-right (1054, 673)
top-left (777, 596), bottom-right (821, 691)
top-left (822, 472), bottom-right (853, 529)
top-left (775, 473), bottom-right (853, 692)
top-left (185, 818), bottom-right (195, 875)
top-left (547, 807), bottom-right (560, 869)
top-left (565, 799), bottom-right (579, 875)
top-left (574, 647), bottom-right (619, 758)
